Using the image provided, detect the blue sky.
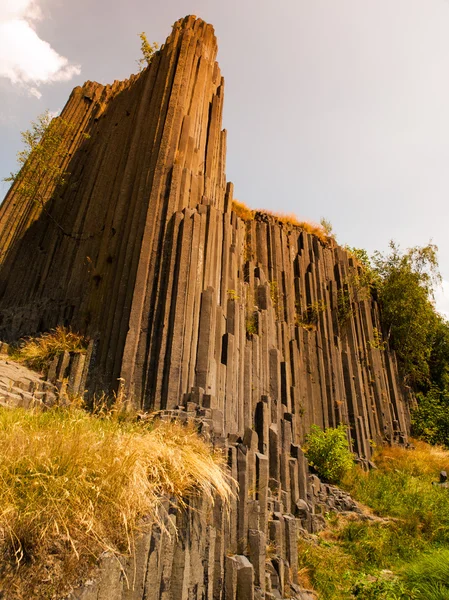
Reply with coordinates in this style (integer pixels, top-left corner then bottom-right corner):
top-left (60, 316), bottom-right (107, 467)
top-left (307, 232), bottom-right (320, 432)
top-left (1, 0), bottom-right (449, 315)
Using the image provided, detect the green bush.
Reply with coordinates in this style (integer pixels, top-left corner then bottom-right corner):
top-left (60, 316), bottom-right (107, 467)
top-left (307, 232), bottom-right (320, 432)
top-left (305, 424), bottom-right (354, 483)
top-left (411, 387), bottom-right (449, 447)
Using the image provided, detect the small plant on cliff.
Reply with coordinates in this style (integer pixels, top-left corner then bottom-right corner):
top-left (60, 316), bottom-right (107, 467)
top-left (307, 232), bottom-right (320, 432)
top-left (320, 217), bottom-right (334, 238)
top-left (305, 424), bottom-right (354, 483)
top-left (269, 280), bottom-right (283, 320)
top-left (367, 327), bottom-right (387, 351)
top-left (245, 289), bottom-right (259, 337)
top-left (337, 287), bottom-right (353, 326)
top-left (296, 300), bottom-right (327, 330)
top-left (137, 32), bottom-right (159, 70)
top-left (10, 326), bottom-right (88, 373)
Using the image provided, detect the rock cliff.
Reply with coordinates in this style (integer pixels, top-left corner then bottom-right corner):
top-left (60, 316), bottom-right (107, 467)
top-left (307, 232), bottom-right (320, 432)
top-left (0, 16), bottom-right (409, 599)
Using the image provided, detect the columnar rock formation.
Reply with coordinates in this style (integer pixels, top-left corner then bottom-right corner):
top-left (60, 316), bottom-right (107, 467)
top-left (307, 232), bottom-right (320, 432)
top-left (0, 16), bottom-right (409, 599)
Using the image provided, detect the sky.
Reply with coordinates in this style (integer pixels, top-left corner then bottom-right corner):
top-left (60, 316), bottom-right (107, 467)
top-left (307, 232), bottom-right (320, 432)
top-left (1, 0), bottom-right (449, 316)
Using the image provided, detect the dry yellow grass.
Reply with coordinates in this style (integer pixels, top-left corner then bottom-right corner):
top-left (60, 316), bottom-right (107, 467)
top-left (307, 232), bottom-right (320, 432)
top-left (231, 199), bottom-right (254, 221)
top-left (10, 326), bottom-right (88, 373)
top-left (231, 201), bottom-right (332, 244)
top-left (373, 440), bottom-right (449, 479)
top-left (0, 407), bottom-right (233, 598)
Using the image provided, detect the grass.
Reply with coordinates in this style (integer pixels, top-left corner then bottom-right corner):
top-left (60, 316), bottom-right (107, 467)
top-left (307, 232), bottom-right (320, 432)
top-left (0, 406), bottom-right (232, 599)
top-left (231, 200), bottom-right (334, 244)
top-left (343, 442), bottom-right (449, 544)
top-left (8, 326), bottom-right (88, 373)
top-left (402, 550), bottom-right (449, 599)
top-left (232, 199), bottom-right (255, 222)
top-left (297, 441), bottom-right (449, 599)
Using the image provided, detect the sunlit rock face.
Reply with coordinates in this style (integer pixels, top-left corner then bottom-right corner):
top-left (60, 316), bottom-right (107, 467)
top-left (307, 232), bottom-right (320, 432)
top-left (0, 17), bottom-right (410, 599)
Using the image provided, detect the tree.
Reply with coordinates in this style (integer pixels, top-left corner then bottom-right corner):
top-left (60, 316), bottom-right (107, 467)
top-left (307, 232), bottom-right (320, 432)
top-left (411, 386), bottom-right (449, 446)
top-left (372, 242), bottom-right (442, 388)
top-left (137, 32), bottom-right (159, 71)
top-left (4, 110), bottom-right (72, 208)
top-left (320, 217), bottom-right (334, 237)
top-left (3, 110), bottom-right (92, 238)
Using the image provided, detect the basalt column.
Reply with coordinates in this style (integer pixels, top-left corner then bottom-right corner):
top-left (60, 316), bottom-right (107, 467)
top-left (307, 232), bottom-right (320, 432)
top-left (0, 16), bottom-right (227, 395)
top-left (0, 15), bottom-right (409, 446)
top-left (0, 16), bottom-right (411, 599)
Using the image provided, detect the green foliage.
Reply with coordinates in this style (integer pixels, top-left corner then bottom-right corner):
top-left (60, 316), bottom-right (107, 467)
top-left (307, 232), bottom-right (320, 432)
top-left (402, 549), bottom-right (449, 599)
top-left (344, 241), bottom-right (449, 445)
top-left (320, 217), bottom-right (334, 237)
top-left (345, 246), bottom-right (376, 274)
top-left (337, 286), bottom-right (353, 326)
top-left (341, 520), bottom-right (425, 567)
top-left (245, 311), bottom-right (258, 337)
top-left (343, 446), bottom-right (449, 546)
top-left (428, 316), bottom-right (449, 390)
top-left (269, 280), bottom-right (283, 320)
top-left (372, 241), bottom-right (442, 388)
top-left (411, 386), bottom-right (449, 447)
top-left (4, 110), bottom-right (73, 208)
top-left (305, 424), bottom-right (354, 483)
top-left (367, 327), bottom-right (387, 351)
top-left (352, 574), bottom-right (412, 600)
top-left (296, 299), bottom-right (327, 329)
top-left (298, 442), bottom-right (449, 600)
top-left (297, 533), bottom-right (357, 599)
top-left (137, 32), bottom-right (159, 70)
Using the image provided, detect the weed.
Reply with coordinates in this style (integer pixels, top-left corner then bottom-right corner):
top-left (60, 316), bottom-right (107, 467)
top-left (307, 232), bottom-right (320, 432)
top-left (320, 217), bottom-right (334, 237)
top-left (337, 287), bottom-right (352, 326)
top-left (269, 280), bottom-right (283, 320)
top-left (297, 534), bottom-right (356, 599)
top-left (351, 573), bottom-right (412, 599)
top-left (245, 311), bottom-right (258, 337)
top-left (137, 32), bottom-right (159, 70)
top-left (296, 300), bottom-right (327, 329)
top-left (367, 328), bottom-right (387, 351)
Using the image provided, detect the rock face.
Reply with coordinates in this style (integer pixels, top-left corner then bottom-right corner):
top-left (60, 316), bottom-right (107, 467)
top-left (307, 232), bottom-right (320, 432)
top-left (0, 16), bottom-right (410, 599)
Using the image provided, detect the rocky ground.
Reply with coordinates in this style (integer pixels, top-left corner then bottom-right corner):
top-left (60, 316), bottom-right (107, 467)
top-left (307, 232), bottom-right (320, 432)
top-left (0, 353), bottom-right (57, 409)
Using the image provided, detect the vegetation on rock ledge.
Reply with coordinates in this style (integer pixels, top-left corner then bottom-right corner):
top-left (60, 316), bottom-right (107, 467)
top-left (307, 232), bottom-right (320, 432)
top-left (9, 326), bottom-right (88, 374)
top-left (0, 405), bottom-right (232, 599)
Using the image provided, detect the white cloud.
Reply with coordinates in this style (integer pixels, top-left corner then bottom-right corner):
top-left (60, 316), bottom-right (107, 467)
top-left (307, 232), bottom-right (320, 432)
top-left (0, 0), bottom-right (80, 96)
top-left (435, 280), bottom-right (449, 321)
top-left (29, 86), bottom-right (42, 99)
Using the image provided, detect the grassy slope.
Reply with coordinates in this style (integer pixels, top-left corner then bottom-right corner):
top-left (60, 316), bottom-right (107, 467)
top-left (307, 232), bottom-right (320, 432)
top-left (0, 407), bottom-right (232, 599)
top-left (298, 442), bottom-right (449, 599)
